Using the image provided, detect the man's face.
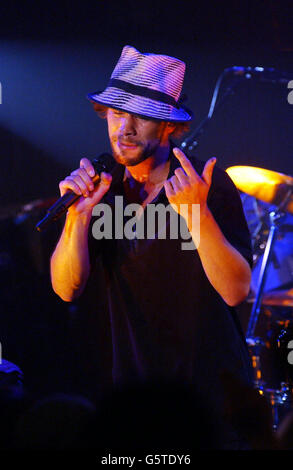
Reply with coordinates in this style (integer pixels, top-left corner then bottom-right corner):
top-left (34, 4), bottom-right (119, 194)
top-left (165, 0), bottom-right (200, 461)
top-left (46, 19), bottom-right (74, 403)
top-left (106, 108), bottom-right (174, 166)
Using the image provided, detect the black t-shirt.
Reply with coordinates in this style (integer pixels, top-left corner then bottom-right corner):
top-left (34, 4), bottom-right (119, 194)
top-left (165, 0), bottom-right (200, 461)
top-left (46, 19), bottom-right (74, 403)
top-left (81, 144), bottom-right (253, 411)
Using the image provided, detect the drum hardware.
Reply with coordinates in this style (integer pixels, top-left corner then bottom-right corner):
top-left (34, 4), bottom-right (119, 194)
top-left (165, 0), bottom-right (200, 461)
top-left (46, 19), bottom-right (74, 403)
top-left (262, 319), bottom-right (293, 431)
top-left (248, 289), bottom-right (293, 308)
top-left (227, 165), bottom-right (293, 429)
top-left (267, 320), bottom-right (293, 388)
top-left (246, 336), bottom-right (266, 390)
top-left (226, 164), bottom-right (293, 338)
top-left (246, 209), bottom-right (287, 339)
top-left (247, 319), bottom-right (293, 432)
top-left (260, 383), bottom-right (292, 432)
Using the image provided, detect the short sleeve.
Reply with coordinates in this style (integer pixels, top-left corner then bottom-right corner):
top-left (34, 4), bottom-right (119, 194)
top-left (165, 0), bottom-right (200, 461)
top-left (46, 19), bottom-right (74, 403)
top-left (207, 166), bottom-right (253, 268)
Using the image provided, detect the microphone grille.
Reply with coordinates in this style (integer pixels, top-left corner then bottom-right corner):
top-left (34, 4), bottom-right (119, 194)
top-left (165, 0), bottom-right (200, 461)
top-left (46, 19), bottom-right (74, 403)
top-left (92, 153), bottom-right (116, 175)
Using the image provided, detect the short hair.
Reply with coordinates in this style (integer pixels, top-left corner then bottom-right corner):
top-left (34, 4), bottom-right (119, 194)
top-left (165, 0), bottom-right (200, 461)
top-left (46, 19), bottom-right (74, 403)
top-left (91, 103), bottom-right (190, 140)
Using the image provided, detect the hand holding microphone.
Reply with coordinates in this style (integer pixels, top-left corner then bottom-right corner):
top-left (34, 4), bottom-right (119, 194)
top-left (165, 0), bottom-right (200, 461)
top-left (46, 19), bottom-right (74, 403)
top-left (59, 157), bottom-right (112, 215)
top-left (36, 153), bottom-right (115, 231)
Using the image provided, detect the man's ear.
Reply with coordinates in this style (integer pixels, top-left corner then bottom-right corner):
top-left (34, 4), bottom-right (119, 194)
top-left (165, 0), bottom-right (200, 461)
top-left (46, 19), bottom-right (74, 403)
top-left (166, 122), bottom-right (176, 134)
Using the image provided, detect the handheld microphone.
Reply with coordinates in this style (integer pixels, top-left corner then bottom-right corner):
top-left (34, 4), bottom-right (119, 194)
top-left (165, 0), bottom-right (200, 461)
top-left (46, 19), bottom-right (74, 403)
top-left (35, 153), bottom-right (115, 232)
top-left (224, 66), bottom-right (293, 84)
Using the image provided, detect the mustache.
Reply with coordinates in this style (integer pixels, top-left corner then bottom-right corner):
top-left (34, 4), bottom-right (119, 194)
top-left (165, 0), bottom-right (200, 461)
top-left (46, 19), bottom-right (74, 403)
top-left (115, 136), bottom-right (141, 146)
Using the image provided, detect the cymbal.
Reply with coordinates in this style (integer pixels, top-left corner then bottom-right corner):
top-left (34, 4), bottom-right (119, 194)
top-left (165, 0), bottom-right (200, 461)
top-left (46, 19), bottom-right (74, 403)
top-left (0, 198), bottom-right (57, 221)
top-left (247, 288), bottom-right (293, 307)
top-left (226, 165), bottom-right (293, 213)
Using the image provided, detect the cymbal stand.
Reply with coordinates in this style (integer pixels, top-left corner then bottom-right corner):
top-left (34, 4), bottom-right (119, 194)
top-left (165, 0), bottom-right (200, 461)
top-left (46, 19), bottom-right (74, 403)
top-left (246, 186), bottom-right (292, 340)
top-left (246, 194), bottom-right (292, 430)
top-left (246, 209), bottom-right (286, 340)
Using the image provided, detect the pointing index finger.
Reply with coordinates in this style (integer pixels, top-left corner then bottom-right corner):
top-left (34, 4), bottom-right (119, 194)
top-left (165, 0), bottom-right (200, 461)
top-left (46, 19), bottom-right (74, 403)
top-left (173, 147), bottom-right (199, 180)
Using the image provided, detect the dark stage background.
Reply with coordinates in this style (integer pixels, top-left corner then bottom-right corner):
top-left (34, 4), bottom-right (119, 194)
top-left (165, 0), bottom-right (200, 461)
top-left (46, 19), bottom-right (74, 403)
top-left (0, 0), bottom-right (292, 396)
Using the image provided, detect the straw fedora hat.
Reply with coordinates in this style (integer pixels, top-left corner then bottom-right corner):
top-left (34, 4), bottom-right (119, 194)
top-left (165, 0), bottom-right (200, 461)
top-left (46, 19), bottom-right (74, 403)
top-left (87, 45), bottom-right (193, 122)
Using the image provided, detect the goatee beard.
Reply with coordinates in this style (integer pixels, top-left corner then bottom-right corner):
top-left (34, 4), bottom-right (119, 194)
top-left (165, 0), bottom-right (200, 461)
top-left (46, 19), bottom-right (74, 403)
top-left (111, 141), bottom-right (160, 167)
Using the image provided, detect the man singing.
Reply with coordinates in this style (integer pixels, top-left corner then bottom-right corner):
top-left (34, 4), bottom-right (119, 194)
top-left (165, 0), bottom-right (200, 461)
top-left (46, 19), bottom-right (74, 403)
top-left (50, 45), bottom-right (253, 448)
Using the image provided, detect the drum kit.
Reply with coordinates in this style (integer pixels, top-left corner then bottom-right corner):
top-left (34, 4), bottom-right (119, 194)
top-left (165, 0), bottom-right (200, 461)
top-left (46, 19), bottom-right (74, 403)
top-left (226, 164), bottom-right (293, 430)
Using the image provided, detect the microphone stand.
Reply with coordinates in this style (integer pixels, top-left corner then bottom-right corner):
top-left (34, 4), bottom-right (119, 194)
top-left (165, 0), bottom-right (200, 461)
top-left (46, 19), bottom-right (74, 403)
top-left (180, 72), bottom-right (245, 152)
top-left (181, 65), bottom-right (293, 153)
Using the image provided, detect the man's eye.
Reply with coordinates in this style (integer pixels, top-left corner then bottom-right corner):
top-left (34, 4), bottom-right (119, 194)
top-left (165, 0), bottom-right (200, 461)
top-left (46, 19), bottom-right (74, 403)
top-left (134, 114), bottom-right (152, 122)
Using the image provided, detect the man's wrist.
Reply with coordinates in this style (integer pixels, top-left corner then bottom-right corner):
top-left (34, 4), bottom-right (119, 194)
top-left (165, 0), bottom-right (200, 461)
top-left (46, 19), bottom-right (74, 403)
top-left (199, 205), bottom-right (212, 224)
top-left (187, 204), bottom-right (211, 232)
top-left (66, 208), bottom-right (92, 224)
top-left (64, 210), bottom-right (92, 241)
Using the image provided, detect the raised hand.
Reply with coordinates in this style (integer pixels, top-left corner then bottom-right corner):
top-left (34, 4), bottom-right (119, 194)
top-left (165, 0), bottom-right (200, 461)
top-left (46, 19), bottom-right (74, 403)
top-left (164, 147), bottom-right (216, 222)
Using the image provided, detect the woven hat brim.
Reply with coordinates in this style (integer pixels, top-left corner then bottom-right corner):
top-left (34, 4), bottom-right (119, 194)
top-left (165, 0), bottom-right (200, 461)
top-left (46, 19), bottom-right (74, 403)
top-left (87, 87), bottom-right (193, 122)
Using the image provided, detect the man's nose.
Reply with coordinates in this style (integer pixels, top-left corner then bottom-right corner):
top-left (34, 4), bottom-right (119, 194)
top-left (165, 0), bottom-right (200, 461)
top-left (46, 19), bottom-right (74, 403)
top-left (121, 114), bottom-right (136, 136)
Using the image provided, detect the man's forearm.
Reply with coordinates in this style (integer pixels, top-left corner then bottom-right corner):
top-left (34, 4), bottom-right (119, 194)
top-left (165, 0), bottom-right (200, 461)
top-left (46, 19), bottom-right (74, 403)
top-left (189, 207), bottom-right (251, 307)
top-left (50, 211), bottom-right (92, 302)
